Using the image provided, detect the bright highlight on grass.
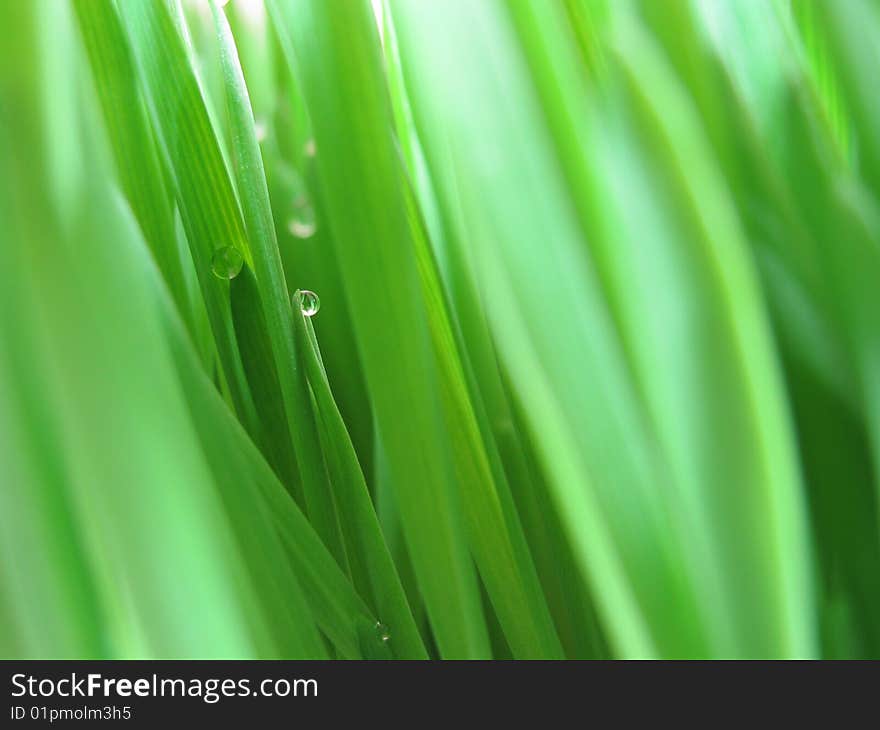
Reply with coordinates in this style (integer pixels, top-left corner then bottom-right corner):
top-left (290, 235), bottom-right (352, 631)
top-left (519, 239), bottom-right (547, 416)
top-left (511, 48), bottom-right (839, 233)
top-left (1, 0), bottom-right (879, 660)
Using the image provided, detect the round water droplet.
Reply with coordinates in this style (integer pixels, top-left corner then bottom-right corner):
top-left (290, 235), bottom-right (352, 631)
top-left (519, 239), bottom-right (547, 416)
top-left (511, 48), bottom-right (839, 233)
top-left (254, 118), bottom-right (268, 143)
top-left (375, 622), bottom-right (390, 643)
top-left (295, 289), bottom-right (321, 317)
top-left (287, 194), bottom-right (316, 239)
top-left (211, 246), bottom-right (244, 280)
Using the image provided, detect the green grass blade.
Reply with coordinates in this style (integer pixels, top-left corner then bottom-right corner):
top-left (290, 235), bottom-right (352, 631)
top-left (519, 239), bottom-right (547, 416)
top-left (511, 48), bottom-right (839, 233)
top-left (72, 0), bottom-right (195, 335)
top-left (399, 172), bottom-right (564, 658)
top-left (268, 0), bottom-right (490, 658)
top-left (390, 0), bottom-right (816, 657)
top-left (116, 0), bottom-right (260, 437)
top-left (228, 266), bottom-right (303, 501)
top-left (211, 0), bottom-right (349, 563)
top-left (293, 309), bottom-right (427, 658)
top-left (160, 298), bottom-right (379, 659)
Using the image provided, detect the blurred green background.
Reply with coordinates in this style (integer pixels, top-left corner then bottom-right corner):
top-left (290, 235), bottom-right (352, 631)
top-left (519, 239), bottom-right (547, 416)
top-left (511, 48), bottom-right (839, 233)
top-left (1, 0), bottom-right (879, 659)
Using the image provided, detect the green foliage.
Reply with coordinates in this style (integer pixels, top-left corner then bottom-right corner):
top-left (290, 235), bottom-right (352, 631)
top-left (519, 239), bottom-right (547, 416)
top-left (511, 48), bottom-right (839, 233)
top-left (2, 0), bottom-right (880, 658)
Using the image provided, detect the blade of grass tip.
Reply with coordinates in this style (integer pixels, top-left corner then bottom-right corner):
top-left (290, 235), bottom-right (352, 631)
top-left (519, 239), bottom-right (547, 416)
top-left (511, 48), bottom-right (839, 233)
top-left (268, 0), bottom-right (490, 658)
top-left (215, 0), bottom-right (421, 657)
top-left (210, 0), bottom-right (350, 569)
top-left (296, 22), bottom-right (428, 656)
top-left (115, 0), bottom-right (262, 441)
top-left (113, 217), bottom-right (320, 660)
top-left (269, 5), bottom-right (372, 480)
top-left (266, 51), bottom-right (378, 485)
top-left (270, 156), bottom-right (379, 490)
top-left (161, 310), bottom-right (372, 658)
top-left (293, 308), bottom-right (427, 659)
top-left (8, 0), bottom-right (368, 660)
top-left (65, 4), bottom-right (300, 656)
top-left (227, 242), bottom-right (350, 570)
top-left (155, 253), bottom-right (382, 659)
top-left (72, 0), bottom-right (196, 338)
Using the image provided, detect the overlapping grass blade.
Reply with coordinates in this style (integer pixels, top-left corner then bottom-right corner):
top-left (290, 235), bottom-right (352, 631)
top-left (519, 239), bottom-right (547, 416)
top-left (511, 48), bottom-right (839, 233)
top-left (390, 0), bottom-right (815, 657)
top-left (115, 0), bottom-right (260, 437)
top-left (212, 0), bottom-right (424, 657)
top-left (5, 0), bottom-right (880, 661)
top-left (211, 0), bottom-right (348, 560)
top-left (268, 0), bottom-right (491, 658)
top-left (72, 0), bottom-right (201, 340)
top-left (293, 309), bottom-right (427, 658)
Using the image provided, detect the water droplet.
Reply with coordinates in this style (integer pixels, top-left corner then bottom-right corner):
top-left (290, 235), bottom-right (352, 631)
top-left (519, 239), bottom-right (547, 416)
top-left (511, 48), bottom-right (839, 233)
top-left (254, 118), bottom-right (268, 143)
top-left (375, 622), bottom-right (390, 643)
top-left (295, 289), bottom-right (321, 317)
top-left (287, 194), bottom-right (317, 238)
top-left (304, 138), bottom-right (316, 158)
top-left (211, 246), bottom-right (244, 280)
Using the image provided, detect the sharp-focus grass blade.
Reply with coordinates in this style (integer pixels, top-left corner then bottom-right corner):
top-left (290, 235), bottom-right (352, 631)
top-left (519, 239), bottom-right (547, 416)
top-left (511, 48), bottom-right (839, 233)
top-left (229, 266), bottom-right (303, 502)
top-left (213, 0), bottom-right (424, 658)
top-left (115, 0), bottom-right (261, 437)
top-left (2, 0), bottom-right (299, 657)
top-left (293, 310), bottom-right (427, 658)
top-left (212, 0), bottom-right (349, 565)
top-left (72, 0), bottom-right (196, 337)
top-left (160, 294), bottom-right (379, 659)
top-left (268, 0), bottom-right (491, 658)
